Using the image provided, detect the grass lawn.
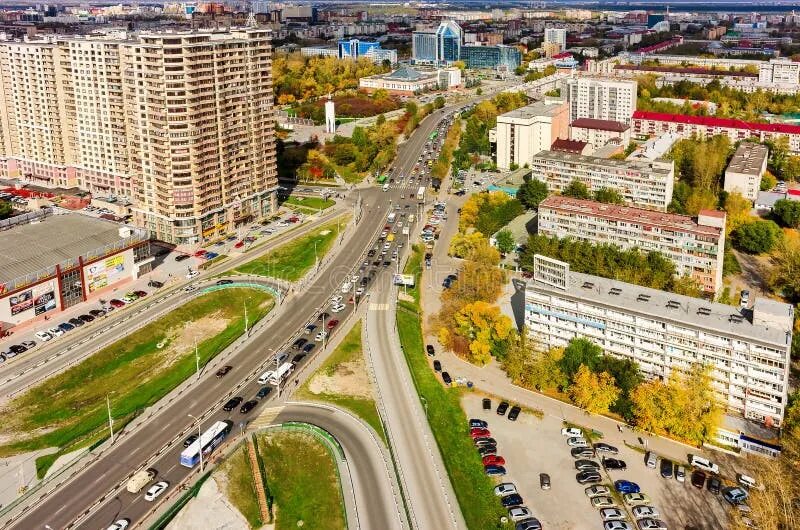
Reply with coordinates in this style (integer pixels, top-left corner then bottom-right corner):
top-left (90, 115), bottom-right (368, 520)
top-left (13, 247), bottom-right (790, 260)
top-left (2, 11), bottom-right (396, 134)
top-left (396, 246), bottom-right (509, 529)
top-left (295, 320), bottom-right (386, 444)
top-left (230, 216), bottom-right (347, 281)
top-left (283, 196), bottom-right (335, 212)
top-left (0, 288), bottom-right (273, 462)
top-left (256, 432), bottom-right (345, 530)
top-left (218, 445), bottom-right (263, 528)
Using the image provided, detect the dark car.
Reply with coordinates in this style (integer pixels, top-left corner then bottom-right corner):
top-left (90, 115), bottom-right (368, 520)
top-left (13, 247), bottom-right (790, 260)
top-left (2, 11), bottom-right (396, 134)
top-left (660, 459), bottom-right (674, 479)
top-left (470, 419), bottom-right (488, 429)
top-left (485, 465), bottom-right (506, 476)
top-left (239, 400), bottom-right (258, 414)
top-left (433, 360), bottom-right (442, 372)
top-left (575, 459), bottom-right (601, 471)
top-left (134, 291), bottom-right (148, 298)
top-left (148, 280), bottom-right (164, 288)
top-left (497, 401), bottom-right (510, 416)
top-left (222, 397), bottom-right (243, 412)
top-left (516, 518), bottom-right (542, 530)
top-left (317, 312), bottom-right (330, 322)
top-left (594, 443), bottom-right (619, 455)
top-left (89, 309), bottom-right (106, 317)
top-left (292, 353), bottom-right (307, 364)
top-left (215, 365), bottom-right (233, 378)
top-left (482, 398), bottom-right (491, 410)
top-left (175, 254), bottom-right (191, 262)
top-left (8, 345), bottom-right (26, 354)
top-left (442, 277), bottom-right (453, 288)
top-left (383, 260), bottom-right (391, 268)
top-left (603, 458), bottom-right (627, 471)
top-left (183, 434), bottom-right (198, 447)
top-left (216, 279), bottom-right (234, 286)
top-left (69, 318), bottom-right (84, 327)
top-left (58, 322), bottom-right (75, 332)
top-left (255, 386), bottom-right (271, 399)
top-left (571, 447), bottom-right (596, 459)
top-left (292, 338), bottom-right (308, 350)
top-left (707, 476), bottom-right (721, 495)
top-left (478, 446), bottom-right (497, 457)
top-left (576, 471), bottom-right (602, 484)
top-left (508, 406), bottom-right (521, 421)
top-left (367, 249), bottom-right (376, 257)
top-left (691, 470), bottom-right (707, 489)
top-left (426, 344), bottom-right (436, 356)
top-left (540, 473), bottom-right (551, 490)
top-left (442, 372), bottom-right (452, 385)
top-left (501, 494), bottom-right (524, 507)
top-left (78, 314), bottom-right (95, 323)
top-left (474, 437), bottom-right (496, 447)
top-left (303, 342), bottom-right (317, 354)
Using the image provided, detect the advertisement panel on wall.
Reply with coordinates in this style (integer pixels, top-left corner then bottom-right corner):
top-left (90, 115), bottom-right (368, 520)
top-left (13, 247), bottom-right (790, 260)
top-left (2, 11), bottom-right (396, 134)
top-left (85, 255), bottom-right (126, 293)
top-left (8, 280), bottom-right (56, 317)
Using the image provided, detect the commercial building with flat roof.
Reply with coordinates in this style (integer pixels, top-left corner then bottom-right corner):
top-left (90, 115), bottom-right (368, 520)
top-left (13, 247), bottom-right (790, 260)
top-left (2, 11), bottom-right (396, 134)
top-left (0, 209), bottom-right (151, 329)
top-left (459, 44), bottom-right (521, 71)
top-left (524, 255), bottom-right (793, 428)
top-left (359, 66), bottom-right (460, 94)
top-left (538, 196), bottom-right (726, 294)
top-left (494, 101), bottom-right (569, 170)
top-left (724, 143), bottom-right (769, 202)
top-left (529, 150), bottom-right (675, 211)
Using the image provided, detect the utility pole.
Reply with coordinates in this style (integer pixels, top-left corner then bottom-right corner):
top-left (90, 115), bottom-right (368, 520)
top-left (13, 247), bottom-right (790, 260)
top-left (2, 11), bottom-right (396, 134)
top-left (244, 301), bottom-right (249, 335)
top-left (106, 393), bottom-right (114, 444)
top-left (194, 338), bottom-right (200, 380)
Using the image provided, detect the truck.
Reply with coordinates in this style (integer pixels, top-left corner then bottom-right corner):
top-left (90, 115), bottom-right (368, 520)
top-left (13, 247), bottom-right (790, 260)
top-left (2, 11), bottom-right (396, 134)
top-left (127, 468), bottom-right (156, 493)
top-left (269, 362), bottom-right (294, 385)
top-left (417, 186), bottom-right (426, 202)
top-left (387, 212), bottom-right (397, 224)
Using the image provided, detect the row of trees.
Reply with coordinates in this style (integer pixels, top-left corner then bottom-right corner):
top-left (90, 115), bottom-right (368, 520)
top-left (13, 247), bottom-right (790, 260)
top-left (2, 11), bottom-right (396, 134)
top-left (294, 90), bottom-right (400, 123)
top-left (519, 234), bottom-right (703, 296)
top-left (457, 191), bottom-right (524, 240)
top-left (431, 119), bottom-right (461, 181)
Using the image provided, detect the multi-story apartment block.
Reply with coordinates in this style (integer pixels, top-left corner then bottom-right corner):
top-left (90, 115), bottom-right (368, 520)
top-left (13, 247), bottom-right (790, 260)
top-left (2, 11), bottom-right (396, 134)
top-left (565, 77), bottom-right (638, 125)
top-left (494, 101), bottom-right (569, 170)
top-left (0, 29), bottom-right (278, 244)
top-left (569, 118), bottom-right (630, 151)
top-left (544, 28), bottom-right (567, 49)
top-left (633, 110), bottom-right (800, 153)
top-left (724, 143), bottom-right (769, 202)
top-left (538, 196), bottom-right (726, 294)
top-left (758, 58), bottom-right (800, 85)
top-left (529, 150), bottom-right (674, 211)
top-left (524, 255), bottom-right (794, 428)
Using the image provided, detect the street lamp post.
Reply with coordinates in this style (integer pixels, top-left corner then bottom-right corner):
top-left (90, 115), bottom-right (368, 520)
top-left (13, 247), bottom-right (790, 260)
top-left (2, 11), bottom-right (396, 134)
top-left (420, 396), bottom-right (428, 418)
top-left (244, 301), bottom-right (249, 336)
top-left (194, 338), bottom-right (200, 380)
top-left (106, 393), bottom-right (115, 444)
top-left (188, 414), bottom-right (203, 471)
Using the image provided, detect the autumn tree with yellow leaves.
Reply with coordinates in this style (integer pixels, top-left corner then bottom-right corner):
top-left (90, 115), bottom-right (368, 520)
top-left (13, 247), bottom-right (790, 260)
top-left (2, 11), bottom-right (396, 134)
top-left (569, 366), bottom-right (621, 415)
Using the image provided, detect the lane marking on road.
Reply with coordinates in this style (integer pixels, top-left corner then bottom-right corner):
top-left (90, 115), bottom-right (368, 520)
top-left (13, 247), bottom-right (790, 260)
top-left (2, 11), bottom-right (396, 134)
top-left (369, 303), bottom-right (389, 311)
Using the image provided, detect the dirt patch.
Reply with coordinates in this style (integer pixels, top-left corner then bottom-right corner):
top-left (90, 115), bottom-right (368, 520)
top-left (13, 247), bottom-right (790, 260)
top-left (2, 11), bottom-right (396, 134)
top-left (306, 356), bottom-right (373, 399)
top-left (157, 313), bottom-right (231, 369)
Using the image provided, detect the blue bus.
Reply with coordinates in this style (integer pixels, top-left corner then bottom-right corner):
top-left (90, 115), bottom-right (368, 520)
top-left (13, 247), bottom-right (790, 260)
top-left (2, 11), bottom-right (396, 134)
top-left (179, 420), bottom-right (233, 467)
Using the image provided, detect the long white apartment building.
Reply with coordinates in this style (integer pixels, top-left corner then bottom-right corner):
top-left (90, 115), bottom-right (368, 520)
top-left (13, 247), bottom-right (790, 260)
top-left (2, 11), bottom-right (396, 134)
top-left (529, 150), bottom-right (674, 211)
top-left (494, 100), bottom-right (569, 170)
top-left (0, 29), bottom-right (278, 244)
top-left (538, 196), bottom-right (726, 294)
top-left (565, 77), bottom-right (637, 125)
top-left (524, 255), bottom-right (794, 429)
top-left (724, 142), bottom-right (769, 202)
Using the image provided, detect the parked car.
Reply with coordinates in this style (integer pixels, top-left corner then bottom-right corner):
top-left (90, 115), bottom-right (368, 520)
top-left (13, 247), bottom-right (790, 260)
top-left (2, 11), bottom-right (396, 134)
top-left (508, 507), bottom-right (532, 522)
top-left (34, 331), bottom-right (52, 342)
top-left (484, 465), bottom-right (506, 476)
top-left (575, 459), bottom-right (600, 471)
top-left (516, 520), bottom-right (542, 530)
top-left (576, 471), bottom-right (602, 484)
top-left (501, 493), bottom-right (524, 507)
top-left (675, 466), bottom-right (686, 483)
top-left (603, 458), bottom-right (627, 471)
top-left (497, 401), bottom-right (509, 416)
top-left (561, 427), bottom-right (583, 437)
top-left (637, 520), bottom-right (667, 530)
top-left (478, 446), bottom-right (497, 457)
top-left (585, 485), bottom-right (611, 497)
top-left (470, 428), bottom-right (491, 439)
top-left (483, 455), bottom-right (506, 467)
top-left (623, 493), bottom-right (651, 506)
top-left (595, 443), bottom-right (619, 454)
top-left (109, 298), bottom-right (126, 308)
top-left (507, 406), bottom-right (521, 421)
top-left (601, 508), bottom-right (627, 522)
top-left (722, 486), bottom-right (749, 505)
top-left (469, 419), bottom-right (488, 429)
top-left (426, 344), bottom-right (436, 356)
top-left (632, 506), bottom-right (660, 519)
top-left (592, 496), bottom-right (617, 508)
top-left (89, 309), bottom-right (106, 317)
top-left (604, 523), bottom-right (633, 530)
top-left (473, 437), bottom-right (496, 447)
top-left (707, 476), bottom-right (722, 495)
top-left (615, 480), bottom-right (641, 494)
top-left (494, 483), bottom-right (517, 496)
top-left (482, 398), bottom-right (491, 410)
top-left (539, 473), bottom-right (550, 490)
top-left (222, 397), bottom-right (243, 412)
top-left (567, 437), bottom-right (589, 448)
top-left (691, 470), bottom-right (707, 489)
top-left (660, 459), bottom-right (674, 479)
top-left (58, 322), bottom-right (75, 332)
top-left (433, 360), bottom-right (442, 372)
top-left (571, 447), bottom-right (596, 459)
top-left (645, 451), bottom-right (658, 468)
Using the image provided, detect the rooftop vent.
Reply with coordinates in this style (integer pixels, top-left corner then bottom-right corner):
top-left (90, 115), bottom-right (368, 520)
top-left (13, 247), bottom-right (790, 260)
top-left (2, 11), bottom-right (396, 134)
top-left (582, 281), bottom-right (595, 289)
top-left (666, 300), bottom-right (680, 309)
top-left (729, 314), bottom-right (744, 323)
top-left (636, 294), bottom-right (651, 302)
top-left (697, 307), bottom-right (712, 316)
top-left (609, 287), bottom-right (622, 296)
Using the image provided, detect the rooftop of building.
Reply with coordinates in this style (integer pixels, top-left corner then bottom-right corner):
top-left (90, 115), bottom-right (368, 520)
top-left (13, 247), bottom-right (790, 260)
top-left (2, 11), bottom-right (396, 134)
top-left (726, 142), bottom-right (769, 176)
top-left (539, 196), bottom-right (723, 237)
top-left (550, 138), bottom-right (588, 154)
top-left (372, 66), bottom-right (433, 81)
top-left (531, 149), bottom-right (673, 174)
top-left (526, 267), bottom-right (793, 346)
top-left (633, 110), bottom-right (800, 135)
top-left (614, 63), bottom-right (759, 78)
top-left (570, 118), bottom-right (629, 132)
top-left (498, 100), bottom-right (566, 121)
top-left (0, 212), bottom-right (145, 285)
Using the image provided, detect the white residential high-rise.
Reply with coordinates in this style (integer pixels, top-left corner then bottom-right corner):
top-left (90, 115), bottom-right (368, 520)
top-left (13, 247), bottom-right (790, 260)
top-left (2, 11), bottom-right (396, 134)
top-left (494, 100), bottom-right (569, 170)
top-left (758, 57), bottom-right (800, 85)
top-left (544, 28), bottom-right (567, 50)
top-left (565, 77), bottom-right (638, 124)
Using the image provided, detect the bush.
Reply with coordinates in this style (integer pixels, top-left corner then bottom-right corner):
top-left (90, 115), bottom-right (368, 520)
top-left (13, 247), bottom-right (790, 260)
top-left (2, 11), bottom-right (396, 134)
top-left (773, 199), bottom-right (800, 228)
top-left (732, 219), bottom-right (782, 254)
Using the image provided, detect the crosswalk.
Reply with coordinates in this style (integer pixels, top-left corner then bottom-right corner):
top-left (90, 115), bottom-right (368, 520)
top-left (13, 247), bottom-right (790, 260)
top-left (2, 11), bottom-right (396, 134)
top-left (385, 179), bottom-right (427, 191)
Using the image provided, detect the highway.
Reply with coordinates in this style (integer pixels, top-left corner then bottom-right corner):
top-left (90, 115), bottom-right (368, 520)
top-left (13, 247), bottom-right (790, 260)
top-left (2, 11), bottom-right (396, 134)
top-left (6, 107), bottom-right (462, 530)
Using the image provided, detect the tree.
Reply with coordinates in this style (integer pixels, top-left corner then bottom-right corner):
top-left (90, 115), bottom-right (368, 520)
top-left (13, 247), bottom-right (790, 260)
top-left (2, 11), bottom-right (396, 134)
top-left (569, 365), bottom-right (621, 415)
top-left (503, 335), bottom-right (568, 392)
top-left (559, 338), bottom-right (602, 381)
top-left (732, 219), bottom-right (782, 254)
top-left (449, 231), bottom-right (486, 258)
top-left (494, 229), bottom-right (516, 254)
top-left (670, 275), bottom-right (704, 298)
top-left (433, 96), bottom-right (445, 109)
top-left (516, 176), bottom-right (548, 209)
top-left (0, 200), bottom-right (12, 220)
top-left (773, 199), bottom-right (800, 228)
top-left (684, 188), bottom-right (717, 216)
top-left (562, 179), bottom-right (591, 200)
top-left (449, 301), bottom-right (514, 365)
top-left (768, 234), bottom-right (800, 302)
top-left (593, 187), bottom-right (625, 205)
top-left (476, 88), bottom-right (483, 95)
top-left (596, 356), bottom-right (643, 420)
top-left (760, 171), bottom-right (777, 191)
top-left (405, 101), bottom-right (418, 116)
top-left (724, 192), bottom-right (752, 234)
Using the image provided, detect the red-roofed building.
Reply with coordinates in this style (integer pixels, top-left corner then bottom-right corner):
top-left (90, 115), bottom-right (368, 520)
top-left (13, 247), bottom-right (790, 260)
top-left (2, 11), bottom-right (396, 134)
top-left (570, 118), bottom-right (631, 150)
top-left (632, 111), bottom-right (800, 153)
top-left (550, 138), bottom-right (591, 155)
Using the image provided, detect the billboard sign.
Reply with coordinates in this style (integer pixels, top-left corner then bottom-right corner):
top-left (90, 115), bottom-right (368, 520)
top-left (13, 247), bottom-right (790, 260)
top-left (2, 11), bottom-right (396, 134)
top-left (86, 255), bottom-right (126, 293)
top-left (392, 274), bottom-right (416, 287)
top-left (8, 280), bottom-right (56, 317)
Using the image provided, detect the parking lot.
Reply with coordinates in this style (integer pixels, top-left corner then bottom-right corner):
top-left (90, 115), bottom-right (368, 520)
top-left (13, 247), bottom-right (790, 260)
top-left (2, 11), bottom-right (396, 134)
top-left (462, 394), bottom-right (731, 530)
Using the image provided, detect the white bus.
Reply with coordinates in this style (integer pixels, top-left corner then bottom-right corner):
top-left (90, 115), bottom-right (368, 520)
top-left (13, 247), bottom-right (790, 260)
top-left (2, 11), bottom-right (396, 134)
top-left (387, 212), bottom-right (397, 224)
top-left (417, 186), bottom-right (426, 202)
top-left (179, 420), bottom-right (233, 468)
top-left (269, 362), bottom-right (294, 385)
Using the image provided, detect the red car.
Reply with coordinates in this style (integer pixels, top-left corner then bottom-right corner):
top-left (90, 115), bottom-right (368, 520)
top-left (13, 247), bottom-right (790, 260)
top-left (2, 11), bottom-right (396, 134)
top-left (326, 319), bottom-right (339, 329)
top-left (194, 249), bottom-right (207, 257)
top-left (234, 241), bottom-right (244, 249)
top-left (288, 216), bottom-right (300, 223)
top-left (134, 290), bottom-right (147, 298)
top-left (470, 428), bottom-right (491, 439)
top-left (109, 299), bottom-right (125, 308)
top-left (482, 455), bottom-right (506, 467)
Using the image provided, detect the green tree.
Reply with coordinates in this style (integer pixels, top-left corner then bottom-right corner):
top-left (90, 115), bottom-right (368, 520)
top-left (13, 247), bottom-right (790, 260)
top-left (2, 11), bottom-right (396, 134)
top-left (405, 101), bottom-right (418, 116)
top-left (732, 219), bottom-right (782, 254)
top-left (494, 229), bottom-right (516, 254)
top-left (516, 176), bottom-right (548, 209)
top-left (569, 365), bottom-right (621, 415)
top-left (559, 338), bottom-right (602, 381)
top-left (773, 199), bottom-right (800, 228)
top-left (760, 172), bottom-right (777, 191)
top-left (0, 200), bottom-right (12, 220)
top-left (476, 87), bottom-right (483, 95)
top-left (768, 236), bottom-right (800, 302)
top-left (562, 179), bottom-right (591, 200)
top-left (593, 187), bottom-right (625, 205)
top-left (433, 96), bottom-right (445, 109)
top-left (596, 356), bottom-right (643, 420)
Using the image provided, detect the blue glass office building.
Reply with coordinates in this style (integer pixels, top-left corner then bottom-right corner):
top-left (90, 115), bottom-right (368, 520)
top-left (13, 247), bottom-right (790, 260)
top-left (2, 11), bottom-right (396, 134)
top-left (412, 21), bottom-right (462, 66)
top-left (460, 45), bottom-right (521, 70)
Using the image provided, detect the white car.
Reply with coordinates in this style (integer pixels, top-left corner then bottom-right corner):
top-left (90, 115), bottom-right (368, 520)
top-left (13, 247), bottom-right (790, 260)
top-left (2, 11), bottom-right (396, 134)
top-left (494, 482), bottom-right (517, 496)
top-left (315, 331), bottom-right (328, 342)
top-left (48, 327), bottom-right (64, 337)
top-left (632, 506), bottom-right (660, 519)
top-left (186, 270), bottom-right (200, 280)
top-left (675, 466), bottom-right (686, 483)
top-left (144, 480), bottom-right (169, 501)
top-left (592, 496), bottom-right (617, 508)
top-left (561, 427), bottom-right (583, 437)
top-left (601, 508), bottom-right (627, 521)
top-left (341, 281), bottom-right (352, 293)
top-left (508, 506), bottom-right (532, 522)
top-left (586, 485), bottom-right (611, 497)
top-left (330, 295), bottom-right (343, 305)
top-left (331, 303), bottom-right (345, 313)
top-left (567, 437), bottom-right (589, 447)
top-left (604, 522), bottom-right (633, 530)
top-left (624, 493), bottom-right (651, 506)
top-left (106, 519), bottom-right (130, 530)
top-left (351, 275), bottom-right (360, 283)
top-left (34, 331), bottom-right (52, 342)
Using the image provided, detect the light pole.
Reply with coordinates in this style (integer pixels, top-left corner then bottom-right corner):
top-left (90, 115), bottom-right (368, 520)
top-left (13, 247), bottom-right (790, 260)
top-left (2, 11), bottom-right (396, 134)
top-left (314, 241), bottom-right (318, 271)
top-left (420, 396), bottom-right (428, 418)
top-left (188, 414), bottom-right (204, 471)
top-left (106, 392), bottom-right (115, 444)
top-left (194, 338), bottom-right (200, 379)
top-left (244, 301), bottom-right (249, 336)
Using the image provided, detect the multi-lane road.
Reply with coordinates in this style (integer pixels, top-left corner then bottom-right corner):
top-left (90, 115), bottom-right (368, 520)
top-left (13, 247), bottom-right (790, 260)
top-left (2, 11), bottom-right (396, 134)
top-left (7, 106), bottom-right (463, 530)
